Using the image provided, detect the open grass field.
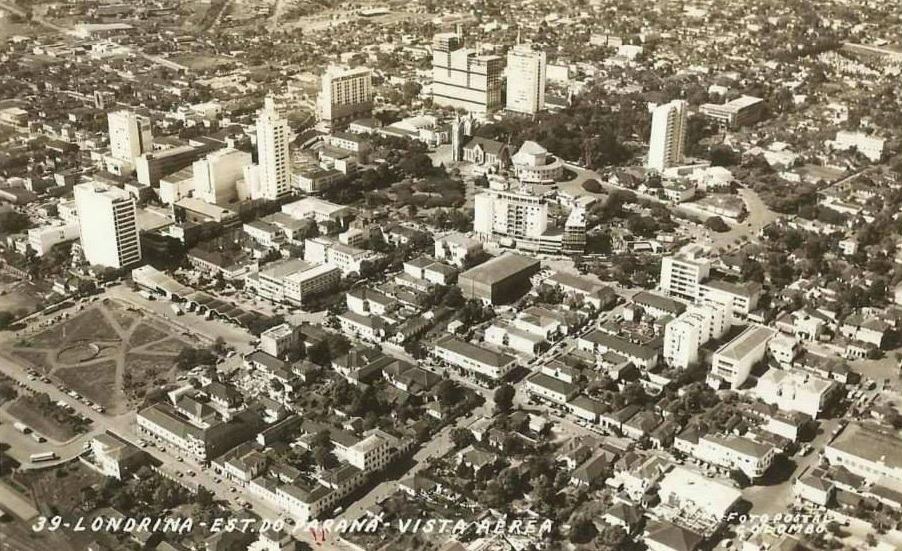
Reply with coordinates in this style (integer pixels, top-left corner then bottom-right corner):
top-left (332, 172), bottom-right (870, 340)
top-left (55, 360), bottom-right (120, 409)
top-left (10, 301), bottom-right (195, 414)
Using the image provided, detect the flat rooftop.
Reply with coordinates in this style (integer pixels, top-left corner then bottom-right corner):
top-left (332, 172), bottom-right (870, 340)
top-left (459, 253), bottom-right (540, 284)
top-left (715, 325), bottom-right (776, 362)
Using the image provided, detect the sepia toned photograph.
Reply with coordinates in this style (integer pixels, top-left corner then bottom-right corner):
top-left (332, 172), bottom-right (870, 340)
top-left (0, 0), bottom-right (901, 550)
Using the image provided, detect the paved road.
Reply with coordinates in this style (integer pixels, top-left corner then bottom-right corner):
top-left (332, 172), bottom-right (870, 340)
top-left (742, 418), bottom-right (841, 515)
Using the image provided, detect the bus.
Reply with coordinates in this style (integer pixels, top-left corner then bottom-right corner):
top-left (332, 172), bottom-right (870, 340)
top-left (29, 452), bottom-right (57, 463)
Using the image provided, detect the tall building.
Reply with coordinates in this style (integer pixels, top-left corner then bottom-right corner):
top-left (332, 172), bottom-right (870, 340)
top-left (193, 148), bottom-right (252, 205)
top-left (663, 303), bottom-right (731, 369)
top-left (108, 110), bottom-right (152, 164)
top-left (73, 182), bottom-right (142, 269)
top-left (318, 66), bottom-right (374, 129)
top-left (659, 248), bottom-right (711, 302)
top-left (506, 44), bottom-right (546, 115)
top-left (432, 32), bottom-right (504, 113)
top-left (473, 178), bottom-right (584, 255)
top-left (647, 100), bottom-right (687, 171)
top-left (254, 97), bottom-right (291, 201)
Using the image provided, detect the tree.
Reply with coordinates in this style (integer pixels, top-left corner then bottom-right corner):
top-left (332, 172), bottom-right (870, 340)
top-left (730, 468), bottom-right (751, 488)
top-left (450, 427), bottom-right (474, 449)
top-left (705, 216), bottom-right (730, 233)
top-left (569, 517), bottom-right (596, 544)
top-left (0, 311), bottom-right (15, 330)
top-left (494, 384), bottom-right (515, 413)
top-left (582, 179), bottom-right (603, 193)
top-left (211, 336), bottom-right (227, 355)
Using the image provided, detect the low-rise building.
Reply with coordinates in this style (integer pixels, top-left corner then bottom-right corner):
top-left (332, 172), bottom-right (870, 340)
top-left (433, 335), bottom-right (517, 381)
top-left (710, 325), bottom-right (776, 389)
top-left (693, 434), bottom-right (777, 481)
top-left (755, 368), bottom-right (837, 418)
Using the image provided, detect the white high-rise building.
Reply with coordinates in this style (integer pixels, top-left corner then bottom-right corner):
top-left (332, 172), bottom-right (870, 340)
top-left (432, 33), bottom-right (505, 113)
top-left (254, 97), bottom-right (291, 201)
top-left (663, 303), bottom-right (731, 369)
top-left (108, 110), bottom-right (152, 164)
top-left (660, 248), bottom-right (711, 302)
top-left (474, 188), bottom-right (549, 241)
top-left (74, 182), bottom-right (142, 269)
top-left (193, 148), bottom-right (252, 205)
top-left (318, 66), bottom-right (373, 129)
top-left (647, 100), bottom-right (687, 171)
top-left (506, 44), bottom-right (546, 115)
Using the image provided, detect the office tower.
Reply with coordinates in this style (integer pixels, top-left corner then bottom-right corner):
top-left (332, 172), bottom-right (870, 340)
top-left (318, 66), bottom-right (374, 129)
top-left (74, 182), bottom-right (142, 269)
top-left (506, 44), bottom-right (546, 115)
top-left (107, 110), bottom-right (152, 164)
top-left (254, 97), bottom-right (291, 201)
top-left (432, 32), bottom-right (505, 113)
top-left (193, 148), bottom-right (253, 205)
top-left (647, 100), bottom-right (687, 171)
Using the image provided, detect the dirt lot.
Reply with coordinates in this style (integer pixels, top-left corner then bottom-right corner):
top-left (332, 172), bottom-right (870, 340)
top-left (11, 461), bottom-right (105, 518)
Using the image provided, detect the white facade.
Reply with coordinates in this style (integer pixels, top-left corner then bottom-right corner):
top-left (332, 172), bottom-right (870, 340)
top-left (254, 97), bottom-right (291, 200)
top-left (318, 66), bottom-right (373, 127)
top-left (755, 369), bottom-right (836, 418)
top-left (694, 435), bottom-right (777, 480)
top-left (664, 303), bottom-right (731, 369)
top-left (830, 131), bottom-right (886, 162)
top-left (74, 182), bottom-right (141, 269)
top-left (710, 325), bottom-right (775, 389)
top-left (660, 251), bottom-right (711, 302)
top-left (434, 233), bottom-right (483, 267)
top-left (193, 148), bottom-right (252, 204)
top-left (27, 222), bottom-right (80, 256)
top-left (432, 33), bottom-right (504, 113)
top-left (304, 237), bottom-right (371, 276)
top-left (474, 188), bottom-right (548, 240)
top-left (108, 110), bottom-right (152, 165)
top-left (506, 44), bottom-right (546, 115)
top-left (433, 336), bottom-right (516, 380)
top-left (647, 100), bottom-right (687, 171)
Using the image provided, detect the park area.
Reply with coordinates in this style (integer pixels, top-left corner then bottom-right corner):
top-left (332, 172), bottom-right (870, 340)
top-left (9, 299), bottom-right (199, 415)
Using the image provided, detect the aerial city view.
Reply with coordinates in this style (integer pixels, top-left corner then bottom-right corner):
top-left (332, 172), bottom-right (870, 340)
top-left (0, 0), bottom-right (901, 550)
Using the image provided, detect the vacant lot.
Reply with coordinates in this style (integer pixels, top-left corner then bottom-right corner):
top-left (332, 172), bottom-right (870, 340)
top-left (56, 361), bottom-right (120, 410)
top-left (123, 353), bottom-right (180, 402)
top-left (103, 298), bottom-right (142, 332)
top-left (151, 337), bottom-right (190, 354)
top-left (11, 349), bottom-right (49, 373)
top-left (129, 323), bottom-right (171, 348)
top-left (25, 308), bottom-right (119, 348)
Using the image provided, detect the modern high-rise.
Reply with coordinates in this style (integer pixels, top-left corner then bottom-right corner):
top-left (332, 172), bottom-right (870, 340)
top-left (318, 66), bottom-right (373, 129)
top-left (659, 247), bottom-right (711, 302)
top-left (506, 44), bottom-right (546, 115)
top-left (73, 182), bottom-right (142, 269)
top-left (108, 110), bottom-right (152, 163)
top-left (193, 148), bottom-right (252, 205)
top-left (432, 33), bottom-right (504, 113)
top-left (663, 303), bottom-right (731, 369)
top-left (254, 97), bottom-right (291, 201)
top-left (473, 179), bottom-right (585, 255)
top-left (647, 100), bottom-right (687, 171)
